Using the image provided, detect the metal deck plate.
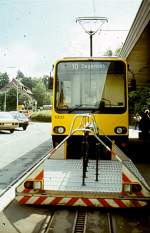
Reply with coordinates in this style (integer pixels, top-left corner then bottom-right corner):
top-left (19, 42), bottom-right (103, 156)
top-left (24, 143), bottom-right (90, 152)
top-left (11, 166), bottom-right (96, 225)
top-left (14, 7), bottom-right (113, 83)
top-left (123, 160), bottom-right (149, 188)
top-left (44, 160), bottom-right (122, 193)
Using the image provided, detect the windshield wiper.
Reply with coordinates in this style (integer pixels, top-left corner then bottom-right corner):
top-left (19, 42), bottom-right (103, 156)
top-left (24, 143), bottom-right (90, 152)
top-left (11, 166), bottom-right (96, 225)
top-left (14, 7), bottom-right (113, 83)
top-left (68, 105), bottom-right (84, 113)
top-left (68, 104), bottom-right (99, 113)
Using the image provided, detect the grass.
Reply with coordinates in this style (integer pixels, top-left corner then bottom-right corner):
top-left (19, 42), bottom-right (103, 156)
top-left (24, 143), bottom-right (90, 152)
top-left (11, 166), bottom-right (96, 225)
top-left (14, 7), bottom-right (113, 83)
top-left (30, 110), bottom-right (51, 122)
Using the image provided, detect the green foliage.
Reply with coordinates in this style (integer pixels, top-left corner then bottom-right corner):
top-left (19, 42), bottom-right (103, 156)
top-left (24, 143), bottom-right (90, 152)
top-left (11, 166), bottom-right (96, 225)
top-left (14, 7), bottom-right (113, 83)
top-left (103, 49), bottom-right (113, 56)
top-left (20, 76), bottom-right (33, 90)
top-left (129, 87), bottom-right (150, 115)
top-left (6, 88), bottom-right (17, 111)
top-left (16, 70), bottom-right (25, 80)
top-left (0, 92), bottom-right (5, 110)
top-left (32, 80), bottom-right (51, 107)
top-left (32, 78), bottom-right (39, 89)
top-left (0, 70), bottom-right (52, 111)
top-left (44, 92), bottom-right (51, 105)
top-left (42, 75), bottom-right (49, 90)
top-left (103, 43), bottom-right (123, 56)
top-left (30, 110), bottom-right (51, 122)
top-left (32, 80), bottom-right (47, 107)
top-left (14, 71), bottom-right (51, 108)
top-left (0, 87), bottom-right (30, 111)
top-left (114, 43), bottom-right (123, 56)
top-left (0, 72), bottom-right (9, 88)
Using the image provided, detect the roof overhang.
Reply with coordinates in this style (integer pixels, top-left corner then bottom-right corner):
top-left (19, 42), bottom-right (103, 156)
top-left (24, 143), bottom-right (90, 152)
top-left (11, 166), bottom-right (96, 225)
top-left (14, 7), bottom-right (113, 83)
top-left (120, 0), bottom-right (150, 58)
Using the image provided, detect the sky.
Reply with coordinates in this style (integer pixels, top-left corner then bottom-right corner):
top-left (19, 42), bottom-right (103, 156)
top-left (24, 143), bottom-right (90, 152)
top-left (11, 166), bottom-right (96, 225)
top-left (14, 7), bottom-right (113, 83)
top-left (0, 0), bottom-right (142, 79)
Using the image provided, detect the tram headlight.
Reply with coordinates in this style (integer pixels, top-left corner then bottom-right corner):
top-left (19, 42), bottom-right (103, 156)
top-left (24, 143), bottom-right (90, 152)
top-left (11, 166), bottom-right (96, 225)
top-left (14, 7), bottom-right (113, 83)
top-left (54, 126), bottom-right (65, 134)
top-left (114, 127), bottom-right (127, 134)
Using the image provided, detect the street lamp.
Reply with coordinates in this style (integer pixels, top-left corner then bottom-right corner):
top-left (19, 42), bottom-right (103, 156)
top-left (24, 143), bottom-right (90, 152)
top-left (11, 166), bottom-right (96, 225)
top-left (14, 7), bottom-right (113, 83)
top-left (76, 17), bottom-right (108, 57)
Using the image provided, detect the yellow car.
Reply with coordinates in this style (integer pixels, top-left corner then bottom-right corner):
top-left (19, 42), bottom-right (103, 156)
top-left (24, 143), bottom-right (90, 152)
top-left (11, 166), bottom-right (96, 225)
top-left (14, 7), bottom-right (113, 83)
top-left (0, 112), bottom-right (19, 133)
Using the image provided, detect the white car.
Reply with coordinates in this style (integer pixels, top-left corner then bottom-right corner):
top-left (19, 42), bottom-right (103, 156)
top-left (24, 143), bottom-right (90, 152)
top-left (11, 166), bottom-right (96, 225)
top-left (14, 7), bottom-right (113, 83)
top-left (0, 112), bottom-right (19, 133)
top-left (11, 111), bottom-right (29, 130)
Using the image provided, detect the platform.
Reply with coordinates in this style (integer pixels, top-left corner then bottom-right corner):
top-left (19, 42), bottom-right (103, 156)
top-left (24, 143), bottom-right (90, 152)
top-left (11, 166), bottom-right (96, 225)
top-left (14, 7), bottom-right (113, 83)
top-left (16, 146), bottom-right (150, 207)
top-left (44, 160), bottom-right (122, 193)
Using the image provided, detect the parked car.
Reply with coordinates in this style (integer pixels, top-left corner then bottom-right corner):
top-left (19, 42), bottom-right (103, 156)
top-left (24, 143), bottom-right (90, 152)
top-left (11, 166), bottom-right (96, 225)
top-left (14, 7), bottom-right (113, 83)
top-left (0, 112), bottom-right (19, 133)
top-left (11, 111), bottom-right (29, 130)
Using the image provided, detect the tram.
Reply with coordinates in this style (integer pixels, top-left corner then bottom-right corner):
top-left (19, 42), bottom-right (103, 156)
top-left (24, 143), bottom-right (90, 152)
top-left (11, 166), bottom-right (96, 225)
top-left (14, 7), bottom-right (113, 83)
top-left (16, 57), bottom-right (150, 208)
top-left (51, 57), bottom-right (128, 158)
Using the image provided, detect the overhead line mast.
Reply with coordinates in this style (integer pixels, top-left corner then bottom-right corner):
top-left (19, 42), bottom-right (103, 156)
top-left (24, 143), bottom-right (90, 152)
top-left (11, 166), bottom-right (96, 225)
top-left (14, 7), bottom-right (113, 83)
top-left (76, 17), bottom-right (108, 57)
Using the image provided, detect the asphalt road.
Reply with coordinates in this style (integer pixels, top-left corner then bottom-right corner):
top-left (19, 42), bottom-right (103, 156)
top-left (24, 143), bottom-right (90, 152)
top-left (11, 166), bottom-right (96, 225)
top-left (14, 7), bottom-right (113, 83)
top-left (0, 122), bottom-right (52, 169)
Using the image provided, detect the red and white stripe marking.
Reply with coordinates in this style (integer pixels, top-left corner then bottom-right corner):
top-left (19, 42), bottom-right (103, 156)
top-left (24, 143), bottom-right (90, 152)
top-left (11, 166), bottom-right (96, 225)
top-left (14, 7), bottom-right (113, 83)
top-left (16, 195), bottom-right (147, 208)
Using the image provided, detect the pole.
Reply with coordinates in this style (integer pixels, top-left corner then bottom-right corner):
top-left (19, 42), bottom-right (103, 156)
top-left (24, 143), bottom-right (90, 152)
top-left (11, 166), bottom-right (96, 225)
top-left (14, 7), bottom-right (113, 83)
top-left (76, 17), bottom-right (108, 57)
top-left (4, 91), bottom-right (6, 111)
top-left (90, 34), bottom-right (93, 57)
top-left (16, 83), bottom-right (18, 111)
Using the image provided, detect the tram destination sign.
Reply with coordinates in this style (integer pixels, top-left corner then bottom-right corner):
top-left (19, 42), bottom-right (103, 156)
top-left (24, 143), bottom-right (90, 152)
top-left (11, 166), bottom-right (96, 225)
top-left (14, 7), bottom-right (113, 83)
top-left (57, 61), bottom-right (110, 74)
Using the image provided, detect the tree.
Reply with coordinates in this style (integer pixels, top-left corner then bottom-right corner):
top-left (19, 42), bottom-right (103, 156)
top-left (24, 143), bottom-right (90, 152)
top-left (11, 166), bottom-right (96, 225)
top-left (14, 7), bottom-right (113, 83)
top-left (103, 49), bottom-right (113, 56)
top-left (128, 87), bottom-right (150, 124)
top-left (44, 92), bottom-right (51, 105)
top-left (32, 77), bottom-right (39, 89)
top-left (32, 80), bottom-right (47, 107)
top-left (16, 70), bottom-right (25, 80)
top-left (0, 72), bottom-right (9, 89)
top-left (20, 76), bottom-right (33, 90)
top-left (103, 43), bottom-right (123, 56)
top-left (42, 75), bottom-right (49, 90)
top-left (5, 88), bottom-right (17, 111)
top-left (0, 92), bottom-right (5, 110)
top-left (114, 43), bottom-right (123, 56)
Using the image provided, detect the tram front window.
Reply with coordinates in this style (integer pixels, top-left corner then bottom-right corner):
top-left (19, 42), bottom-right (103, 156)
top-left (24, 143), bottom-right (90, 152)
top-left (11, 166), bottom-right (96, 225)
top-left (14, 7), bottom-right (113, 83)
top-left (55, 61), bottom-right (126, 113)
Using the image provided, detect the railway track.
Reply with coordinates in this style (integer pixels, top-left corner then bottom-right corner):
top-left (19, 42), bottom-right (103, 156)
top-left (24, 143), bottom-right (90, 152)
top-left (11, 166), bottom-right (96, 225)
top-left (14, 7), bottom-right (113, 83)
top-left (2, 202), bottom-right (148, 233)
top-left (40, 206), bottom-right (150, 233)
top-left (38, 206), bottom-right (150, 233)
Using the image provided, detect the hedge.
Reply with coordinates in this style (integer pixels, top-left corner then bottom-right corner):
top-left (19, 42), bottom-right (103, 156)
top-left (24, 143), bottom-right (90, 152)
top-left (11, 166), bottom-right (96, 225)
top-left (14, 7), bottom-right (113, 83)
top-left (30, 110), bottom-right (51, 122)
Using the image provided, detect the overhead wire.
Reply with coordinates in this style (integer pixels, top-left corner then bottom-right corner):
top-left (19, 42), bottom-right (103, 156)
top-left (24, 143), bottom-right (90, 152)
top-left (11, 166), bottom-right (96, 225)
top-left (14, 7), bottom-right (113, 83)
top-left (92, 0), bottom-right (96, 16)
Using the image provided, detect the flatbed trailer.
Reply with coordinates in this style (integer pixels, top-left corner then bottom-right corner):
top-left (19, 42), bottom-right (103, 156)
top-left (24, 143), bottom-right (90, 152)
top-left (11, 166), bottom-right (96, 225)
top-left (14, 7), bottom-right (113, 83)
top-left (16, 114), bottom-right (150, 208)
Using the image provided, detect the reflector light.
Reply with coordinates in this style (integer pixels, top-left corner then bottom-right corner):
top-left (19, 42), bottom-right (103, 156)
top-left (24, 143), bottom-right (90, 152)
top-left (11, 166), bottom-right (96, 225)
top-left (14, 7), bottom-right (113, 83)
top-left (34, 181), bottom-right (42, 189)
top-left (123, 183), bottom-right (142, 193)
top-left (24, 181), bottom-right (34, 189)
top-left (132, 184), bottom-right (142, 192)
top-left (24, 180), bottom-right (43, 190)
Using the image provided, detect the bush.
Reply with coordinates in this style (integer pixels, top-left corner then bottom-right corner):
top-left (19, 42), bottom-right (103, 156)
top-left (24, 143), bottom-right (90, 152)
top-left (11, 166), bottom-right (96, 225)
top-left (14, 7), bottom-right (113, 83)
top-left (128, 87), bottom-right (150, 125)
top-left (30, 110), bottom-right (51, 122)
